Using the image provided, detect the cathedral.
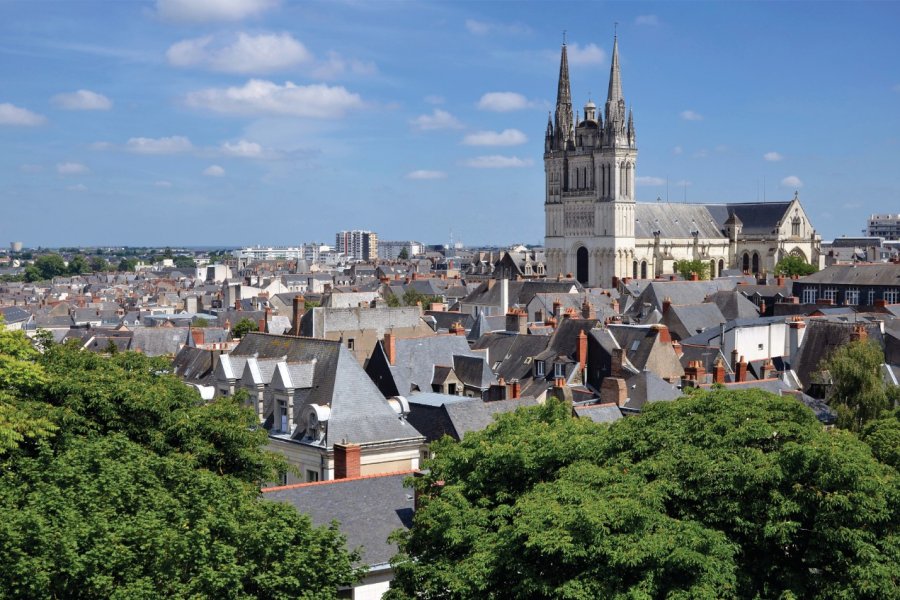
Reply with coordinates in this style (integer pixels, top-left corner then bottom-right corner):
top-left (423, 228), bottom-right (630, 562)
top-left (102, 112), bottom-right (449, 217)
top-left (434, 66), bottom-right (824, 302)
top-left (544, 36), bottom-right (823, 287)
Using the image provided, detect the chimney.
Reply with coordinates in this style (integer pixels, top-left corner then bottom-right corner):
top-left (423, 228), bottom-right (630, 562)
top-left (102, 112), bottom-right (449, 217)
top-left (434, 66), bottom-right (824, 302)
top-left (291, 295), bottom-right (305, 335)
top-left (611, 348), bottom-right (626, 378)
top-left (505, 310), bottom-right (527, 335)
top-left (672, 340), bottom-right (683, 357)
top-left (334, 443), bottom-right (361, 480)
top-left (652, 324), bottom-right (672, 343)
top-left (581, 299), bottom-right (595, 319)
top-left (546, 315), bottom-right (558, 330)
top-left (776, 275), bottom-right (785, 286)
top-left (736, 356), bottom-right (748, 382)
top-left (760, 358), bottom-right (775, 380)
top-left (690, 272), bottom-right (699, 281)
top-left (683, 360), bottom-right (707, 383)
top-left (552, 297), bottom-right (562, 317)
top-left (600, 377), bottom-right (628, 407)
top-left (554, 376), bottom-right (566, 389)
top-left (712, 358), bottom-right (726, 384)
top-left (611, 298), bottom-right (620, 314)
top-left (191, 328), bottom-right (205, 346)
top-left (384, 333), bottom-right (396, 364)
top-left (731, 348), bottom-right (740, 372)
top-left (234, 296), bottom-right (241, 310)
top-left (449, 321), bottom-right (466, 336)
top-left (577, 330), bottom-right (587, 371)
top-left (430, 302), bottom-right (445, 312)
top-left (788, 317), bottom-right (806, 361)
top-left (510, 379), bottom-right (521, 399)
top-left (662, 297), bottom-right (672, 314)
top-left (500, 278), bottom-right (509, 315)
top-left (850, 324), bottom-right (868, 343)
top-left (257, 317), bottom-right (266, 333)
top-left (759, 300), bottom-right (767, 315)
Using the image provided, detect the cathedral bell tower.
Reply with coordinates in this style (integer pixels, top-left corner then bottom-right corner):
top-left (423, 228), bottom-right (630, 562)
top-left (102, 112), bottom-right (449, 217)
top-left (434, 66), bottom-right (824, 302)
top-left (544, 33), bottom-right (638, 287)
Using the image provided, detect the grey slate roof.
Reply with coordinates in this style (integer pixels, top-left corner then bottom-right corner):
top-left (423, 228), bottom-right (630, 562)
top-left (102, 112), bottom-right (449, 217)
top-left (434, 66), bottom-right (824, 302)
top-left (634, 203), bottom-right (725, 239)
top-left (663, 303), bottom-right (727, 339)
top-left (574, 403), bottom-right (623, 423)
top-left (263, 473), bottom-right (413, 568)
top-left (388, 335), bottom-right (479, 395)
top-left (796, 263), bottom-right (900, 286)
top-left (707, 290), bottom-right (760, 321)
top-left (706, 202), bottom-right (792, 235)
top-left (131, 327), bottom-right (189, 356)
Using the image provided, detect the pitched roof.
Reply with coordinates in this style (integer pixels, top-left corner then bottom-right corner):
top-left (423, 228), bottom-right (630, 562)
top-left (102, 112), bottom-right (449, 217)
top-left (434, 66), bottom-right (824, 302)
top-left (634, 203), bottom-right (724, 239)
top-left (795, 263), bottom-right (900, 286)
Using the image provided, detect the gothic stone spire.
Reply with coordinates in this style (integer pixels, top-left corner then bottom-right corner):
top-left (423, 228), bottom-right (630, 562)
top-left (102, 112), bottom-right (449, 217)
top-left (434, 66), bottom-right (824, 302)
top-left (554, 42), bottom-right (574, 150)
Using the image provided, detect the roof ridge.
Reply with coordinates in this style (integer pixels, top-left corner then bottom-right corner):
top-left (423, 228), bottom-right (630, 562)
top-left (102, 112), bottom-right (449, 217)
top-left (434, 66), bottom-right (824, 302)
top-left (261, 469), bottom-right (416, 493)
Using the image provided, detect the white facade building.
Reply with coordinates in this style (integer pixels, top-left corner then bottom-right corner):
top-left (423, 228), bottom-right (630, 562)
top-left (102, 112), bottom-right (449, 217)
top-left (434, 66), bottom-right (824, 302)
top-left (234, 246), bottom-right (304, 261)
top-left (335, 230), bottom-right (378, 262)
top-left (544, 36), bottom-right (823, 287)
top-left (379, 240), bottom-right (424, 260)
top-left (865, 214), bottom-right (900, 240)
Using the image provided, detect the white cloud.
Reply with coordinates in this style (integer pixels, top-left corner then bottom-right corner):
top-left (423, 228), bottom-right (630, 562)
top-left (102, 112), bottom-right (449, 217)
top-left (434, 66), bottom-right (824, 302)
top-left (635, 15), bottom-right (660, 26)
top-left (477, 92), bottom-right (531, 112)
top-left (167, 32), bottom-right (311, 74)
top-left (764, 151), bottom-right (783, 161)
top-left (156, 0), bottom-right (278, 22)
top-left (185, 79), bottom-right (364, 119)
top-left (680, 110), bottom-right (703, 121)
top-left (67, 183), bottom-right (88, 192)
top-left (57, 162), bottom-right (88, 175)
top-left (203, 164), bottom-right (225, 177)
top-left (311, 51), bottom-right (378, 79)
top-left (692, 149), bottom-right (709, 158)
top-left (0, 103), bottom-right (46, 126)
top-left (89, 141), bottom-right (113, 150)
top-left (465, 18), bottom-right (529, 36)
top-left (462, 129), bottom-right (527, 146)
top-left (567, 43), bottom-right (606, 66)
top-left (51, 89), bottom-right (112, 110)
top-left (463, 155), bottom-right (532, 168)
top-left (155, 180), bottom-right (173, 188)
top-left (410, 108), bottom-right (463, 131)
top-left (126, 136), bottom-right (193, 154)
top-left (672, 145), bottom-right (683, 155)
top-left (424, 95), bottom-right (444, 105)
top-left (781, 175), bottom-right (803, 189)
top-left (406, 170), bottom-right (447, 180)
top-left (222, 139), bottom-right (263, 157)
top-left (636, 176), bottom-right (666, 186)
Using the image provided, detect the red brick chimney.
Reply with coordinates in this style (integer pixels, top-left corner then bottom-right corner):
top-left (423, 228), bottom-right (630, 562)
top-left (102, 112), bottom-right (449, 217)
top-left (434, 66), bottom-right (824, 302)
top-left (759, 358), bottom-right (775, 380)
top-left (581, 299), bottom-right (595, 319)
top-left (334, 443), bottom-right (361, 480)
top-left (611, 348), bottom-right (626, 378)
top-left (684, 360), bottom-right (707, 382)
top-left (776, 275), bottom-right (785, 286)
top-left (690, 272), bottom-right (699, 281)
top-left (662, 297), bottom-right (672, 314)
top-left (577, 330), bottom-right (587, 370)
top-left (191, 328), bottom-right (205, 346)
top-left (736, 356), bottom-right (748, 382)
top-left (257, 317), bottom-right (266, 333)
top-left (554, 376), bottom-right (566, 388)
top-left (510, 379), bottom-right (521, 399)
top-left (291, 295), bottom-right (305, 335)
top-left (600, 377), bottom-right (628, 407)
top-left (672, 340), bottom-right (683, 357)
top-left (546, 316), bottom-right (558, 330)
top-left (652, 324), bottom-right (672, 343)
top-left (552, 297), bottom-right (562, 317)
top-left (449, 321), bottom-right (466, 336)
top-left (384, 333), bottom-right (396, 365)
top-left (850, 324), bottom-right (868, 343)
top-left (712, 358), bottom-right (726, 384)
top-left (731, 348), bottom-right (740, 372)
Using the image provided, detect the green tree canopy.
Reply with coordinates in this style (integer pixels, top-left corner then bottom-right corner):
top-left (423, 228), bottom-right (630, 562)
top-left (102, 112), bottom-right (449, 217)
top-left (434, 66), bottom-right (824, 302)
top-left (0, 323), bottom-right (361, 599)
top-left (173, 255), bottom-right (196, 269)
top-left (232, 317), bottom-right (259, 338)
top-left (389, 391), bottom-right (899, 599)
top-left (401, 288), bottom-right (442, 308)
top-left (117, 257), bottom-right (138, 272)
top-left (25, 254), bottom-right (67, 281)
top-left (675, 258), bottom-right (710, 280)
top-left (823, 339), bottom-right (897, 431)
top-left (774, 254), bottom-right (817, 277)
top-left (67, 254), bottom-right (90, 275)
top-left (398, 247), bottom-right (409, 260)
top-left (89, 256), bottom-right (110, 272)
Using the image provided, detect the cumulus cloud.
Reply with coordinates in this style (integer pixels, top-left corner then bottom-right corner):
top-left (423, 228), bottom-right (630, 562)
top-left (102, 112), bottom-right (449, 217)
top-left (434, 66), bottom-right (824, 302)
top-left (680, 110), bottom-right (703, 121)
top-left (155, 180), bottom-right (173, 188)
top-left (203, 164), bottom-right (225, 177)
top-left (567, 43), bottom-right (606, 66)
top-left (477, 92), bottom-right (531, 112)
top-left (222, 139), bottom-right (263, 157)
top-left (167, 32), bottom-right (311, 74)
top-left (463, 155), bottom-right (532, 168)
top-left (185, 79), bottom-right (364, 118)
top-left (0, 103), bottom-right (46, 126)
top-left (311, 51), bottom-right (378, 79)
top-left (57, 162), bottom-right (88, 175)
top-left (126, 136), bottom-right (193, 154)
top-left (635, 15), bottom-right (660, 26)
top-left (424, 95), bottom-right (444, 105)
top-left (781, 175), bottom-right (803, 189)
top-left (636, 176), bottom-right (666, 186)
top-left (156, 0), bottom-right (278, 22)
top-left (67, 183), bottom-right (88, 192)
top-left (462, 129), bottom-right (527, 146)
top-left (406, 170), bottom-right (447, 180)
top-left (763, 151), bottom-right (783, 161)
top-left (410, 109), bottom-right (463, 131)
top-left (51, 89), bottom-right (112, 110)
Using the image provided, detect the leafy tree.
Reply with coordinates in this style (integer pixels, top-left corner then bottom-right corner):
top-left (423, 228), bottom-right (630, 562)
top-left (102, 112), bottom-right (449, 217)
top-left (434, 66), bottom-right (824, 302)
top-left (89, 256), bottom-right (109, 272)
top-left (26, 254), bottom-right (67, 281)
top-left (117, 257), bottom-right (138, 272)
top-left (398, 247), bottom-right (409, 260)
top-left (675, 258), bottom-right (710, 280)
top-left (163, 246), bottom-right (174, 259)
top-left (0, 325), bottom-right (361, 598)
top-left (774, 254), bottom-right (817, 277)
top-left (402, 288), bottom-right (442, 308)
top-left (385, 293), bottom-right (401, 308)
top-left (389, 391), bottom-right (900, 599)
top-left (192, 317), bottom-right (209, 327)
top-left (67, 254), bottom-right (90, 275)
top-left (860, 408), bottom-right (900, 470)
top-left (232, 317), bottom-right (259, 338)
top-left (823, 339), bottom-right (896, 431)
top-left (173, 255), bottom-right (196, 269)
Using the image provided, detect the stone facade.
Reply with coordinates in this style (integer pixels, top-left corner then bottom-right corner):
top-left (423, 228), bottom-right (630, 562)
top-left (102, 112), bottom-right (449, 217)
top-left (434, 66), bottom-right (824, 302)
top-left (544, 37), bottom-right (823, 287)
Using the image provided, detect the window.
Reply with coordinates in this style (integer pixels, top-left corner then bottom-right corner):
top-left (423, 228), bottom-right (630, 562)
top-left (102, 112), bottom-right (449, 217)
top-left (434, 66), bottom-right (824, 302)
top-left (279, 472), bottom-right (288, 486)
top-left (306, 469), bottom-right (319, 483)
top-left (868, 289), bottom-right (876, 306)
top-left (845, 288), bottom-right (859, 306)
top-left (448, 383), bottom-right (458, 395)
top-left (823, 288), bottom-right (837, 302)
top-left (535, 360), bottom-right (545, 378)
top-left (792, 217), bottom-right (801, 237)
top-left (347, 338), bottom-right (355, 351)
top-left (802, 288), bottom-right (817, 304)
top-left (885, 289), bottom-right (899, 304)
top-left (554, 362), bottom-right (565, 378)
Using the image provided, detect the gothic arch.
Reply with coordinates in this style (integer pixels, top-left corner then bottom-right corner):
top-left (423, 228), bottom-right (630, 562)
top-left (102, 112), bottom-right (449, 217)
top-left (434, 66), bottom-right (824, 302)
top-left (718, 259), bottom-right (725, 276)
top-left (640, 260), bottom-right (648, 279)
top-left (789, 247), bottom-right (807, 262)
top-left (742, 252), bottom-right (751, 273)
top-left (575, 246), bottom-right (589, 285)
top-left (752, 252), bottom-right (760, 274)
top-left (632, 260), bottom-right (638, 279)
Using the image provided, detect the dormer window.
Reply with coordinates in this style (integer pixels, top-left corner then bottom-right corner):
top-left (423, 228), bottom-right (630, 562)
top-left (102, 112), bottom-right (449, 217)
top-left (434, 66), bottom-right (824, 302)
top-left (535, 360), bottom-right (545, 378)
top-left (554, 363), bottom-right (565, 379)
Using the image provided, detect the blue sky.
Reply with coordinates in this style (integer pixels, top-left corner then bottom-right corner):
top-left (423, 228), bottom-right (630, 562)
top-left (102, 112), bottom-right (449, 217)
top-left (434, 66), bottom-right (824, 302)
top-left (1, 0), bottom-right (898, 247)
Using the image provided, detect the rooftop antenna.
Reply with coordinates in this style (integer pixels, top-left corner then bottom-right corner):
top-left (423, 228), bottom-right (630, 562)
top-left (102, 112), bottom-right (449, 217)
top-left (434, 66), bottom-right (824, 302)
top-left (563, 30), bottom-right (567, 45)
top-left (763, 176), bottom-right (767, 203)
top-left (666, 177), bottom-right (669, 202)
top-left (614, 21), bottom-right (618, 37)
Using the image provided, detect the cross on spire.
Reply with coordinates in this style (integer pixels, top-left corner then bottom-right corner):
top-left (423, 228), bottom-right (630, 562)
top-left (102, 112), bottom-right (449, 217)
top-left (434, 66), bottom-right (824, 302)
top-left (562, 29), bottom-right (567, 45)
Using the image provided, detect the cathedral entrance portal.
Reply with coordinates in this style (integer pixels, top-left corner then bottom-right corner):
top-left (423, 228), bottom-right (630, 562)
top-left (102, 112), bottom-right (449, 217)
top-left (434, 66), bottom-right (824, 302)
top-left (576, 247), bottom-right (589, 285)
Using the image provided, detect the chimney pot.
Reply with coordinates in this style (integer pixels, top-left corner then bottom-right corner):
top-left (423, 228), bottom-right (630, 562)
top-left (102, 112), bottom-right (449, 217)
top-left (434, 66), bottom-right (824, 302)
top-left (334, 443), bottom-right (361, 480)
top-left (384, 333), bottom-right (396, 364)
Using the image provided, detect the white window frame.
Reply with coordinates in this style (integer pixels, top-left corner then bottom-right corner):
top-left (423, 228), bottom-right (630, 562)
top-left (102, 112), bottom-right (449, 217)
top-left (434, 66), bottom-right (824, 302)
top-left (535, 360), bottom-right (545, 378)
top-left (801, 288), bottom-right (817, 304)
top-left (884, 288), bottom-right (899, 304)
top-left (554, 362), bottom-right (565, 379)
top-left (823, 288), bottom-right (838, 302)
top-left (845, 288), bottom-right (859, 306)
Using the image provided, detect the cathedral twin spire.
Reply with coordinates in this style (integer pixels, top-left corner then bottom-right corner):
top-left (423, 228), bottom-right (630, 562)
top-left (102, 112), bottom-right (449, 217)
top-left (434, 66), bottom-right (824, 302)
top-left (547, 32), bottom-right (635, 151)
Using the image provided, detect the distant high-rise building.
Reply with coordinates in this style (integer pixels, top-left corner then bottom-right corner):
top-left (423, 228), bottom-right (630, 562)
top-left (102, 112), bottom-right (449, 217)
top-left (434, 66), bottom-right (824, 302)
top-left (378, 240), bottom-right (423, 260)
top-left (335, 230), bottom-right (378, 262)
top-left (865, 214), bottom-right (900, 240)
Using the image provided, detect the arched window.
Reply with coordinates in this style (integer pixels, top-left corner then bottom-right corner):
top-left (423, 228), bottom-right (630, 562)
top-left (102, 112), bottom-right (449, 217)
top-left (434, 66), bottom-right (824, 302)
top-left (792, 216), bottom-right (801, 237)
top-left (632, 260), bottom-right (638, 279)
top-left (710, 259), bottom-right (717, 278)
top-left (752, 252), bottom-right (760, 274)
top-left (718, 259), bottom-right (725, 276)
top-left (576, 247), bottom-right (589, 284)
top-left (640, 261), bottom-right (648, 279)
top-left (742, 253), bottom-right (750, 273)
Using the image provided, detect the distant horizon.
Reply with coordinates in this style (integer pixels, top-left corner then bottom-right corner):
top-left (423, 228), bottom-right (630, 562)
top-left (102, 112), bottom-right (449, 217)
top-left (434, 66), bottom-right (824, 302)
top-left (2, 1), bottom-right (898, 246)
